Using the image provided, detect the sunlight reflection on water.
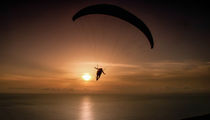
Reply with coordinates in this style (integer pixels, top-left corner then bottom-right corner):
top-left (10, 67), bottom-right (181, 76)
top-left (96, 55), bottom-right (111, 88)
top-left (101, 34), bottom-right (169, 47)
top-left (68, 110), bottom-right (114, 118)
top-left (1, 94), bottom-right (209, 120)
top-left (80, 96), bottom-right (94, 120)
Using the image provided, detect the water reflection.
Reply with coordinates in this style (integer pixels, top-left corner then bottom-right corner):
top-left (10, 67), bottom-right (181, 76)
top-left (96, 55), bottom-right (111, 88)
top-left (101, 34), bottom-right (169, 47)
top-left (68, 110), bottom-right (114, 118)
top-left (80, 96), bottom-right (94, 120)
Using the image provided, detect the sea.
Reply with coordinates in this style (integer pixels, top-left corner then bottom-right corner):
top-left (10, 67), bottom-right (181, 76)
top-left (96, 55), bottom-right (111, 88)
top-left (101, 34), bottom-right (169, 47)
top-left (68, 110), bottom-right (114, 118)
top-left (0, 94), bottom-right (210, 120)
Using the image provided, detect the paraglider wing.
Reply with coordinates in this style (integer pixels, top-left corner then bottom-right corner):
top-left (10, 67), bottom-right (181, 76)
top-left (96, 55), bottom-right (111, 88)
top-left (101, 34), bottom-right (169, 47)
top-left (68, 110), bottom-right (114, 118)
top-left (72, 4), bottom-right (154, 49)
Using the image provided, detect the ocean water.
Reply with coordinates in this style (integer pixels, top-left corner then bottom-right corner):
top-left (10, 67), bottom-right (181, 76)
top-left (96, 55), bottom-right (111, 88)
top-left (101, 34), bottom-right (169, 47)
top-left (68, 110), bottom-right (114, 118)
top-left (0, 94), bottom-right (210, 120)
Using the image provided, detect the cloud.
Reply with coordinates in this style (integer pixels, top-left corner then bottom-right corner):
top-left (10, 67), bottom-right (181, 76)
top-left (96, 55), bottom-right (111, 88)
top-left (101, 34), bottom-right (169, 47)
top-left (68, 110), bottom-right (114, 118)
top-left (0, 54), bottom-right (66, 76)
top-left (105, 61), bottom-right (210, 94)
top-left (77, 62), bottom-right (139, 68)
top-left (0, 60), bottom-right (209, 94)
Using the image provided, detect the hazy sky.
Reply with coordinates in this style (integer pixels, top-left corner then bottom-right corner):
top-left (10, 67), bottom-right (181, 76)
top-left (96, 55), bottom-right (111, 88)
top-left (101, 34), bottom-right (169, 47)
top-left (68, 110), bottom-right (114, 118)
top-left (1, 0), bottom-right (210, 94)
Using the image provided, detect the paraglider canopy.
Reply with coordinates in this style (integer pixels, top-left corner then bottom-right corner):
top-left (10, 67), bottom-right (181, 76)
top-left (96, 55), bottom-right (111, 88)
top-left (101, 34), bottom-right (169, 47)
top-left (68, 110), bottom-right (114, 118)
top-left (72, 4), bottom-right (154, 49)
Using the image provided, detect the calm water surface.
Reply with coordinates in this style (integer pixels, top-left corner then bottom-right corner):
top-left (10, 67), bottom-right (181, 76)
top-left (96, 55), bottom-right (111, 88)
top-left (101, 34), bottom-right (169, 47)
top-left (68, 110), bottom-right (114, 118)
top-left (0, 94), bottom-right (210, 120)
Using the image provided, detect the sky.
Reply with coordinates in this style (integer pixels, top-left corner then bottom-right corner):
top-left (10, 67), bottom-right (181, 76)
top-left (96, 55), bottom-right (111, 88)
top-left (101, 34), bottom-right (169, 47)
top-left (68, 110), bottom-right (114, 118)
top-left (1, 0), bottom-right (210, 94)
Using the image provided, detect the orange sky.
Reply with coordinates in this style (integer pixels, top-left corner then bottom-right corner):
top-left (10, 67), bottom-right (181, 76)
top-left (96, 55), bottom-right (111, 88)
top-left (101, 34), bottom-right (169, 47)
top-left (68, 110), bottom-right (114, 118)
top-left (1, 1), bottom-right (210, 94)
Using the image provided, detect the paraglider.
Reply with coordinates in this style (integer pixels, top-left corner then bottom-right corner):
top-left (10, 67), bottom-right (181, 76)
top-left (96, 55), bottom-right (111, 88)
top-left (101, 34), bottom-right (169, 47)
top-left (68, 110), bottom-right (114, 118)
top-left (94, 66), bottom-right (106, 81)
top-left (72, 4), bottom-right (154, 81)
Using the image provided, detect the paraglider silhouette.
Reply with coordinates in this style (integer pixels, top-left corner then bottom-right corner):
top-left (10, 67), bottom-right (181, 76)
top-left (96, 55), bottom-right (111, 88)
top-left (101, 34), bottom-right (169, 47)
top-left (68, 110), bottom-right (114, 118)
top-left (72, 4), bottom-right (154, 48)
top-left (94, 66), bottom-right (106, 81)
top-left (72, 4), bottom-right (155, 81)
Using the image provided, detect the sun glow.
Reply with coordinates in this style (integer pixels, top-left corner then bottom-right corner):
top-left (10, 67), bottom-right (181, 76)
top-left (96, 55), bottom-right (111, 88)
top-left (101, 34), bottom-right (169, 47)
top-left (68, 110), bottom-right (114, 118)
top-left (82, 73), bottom-right (91, 81)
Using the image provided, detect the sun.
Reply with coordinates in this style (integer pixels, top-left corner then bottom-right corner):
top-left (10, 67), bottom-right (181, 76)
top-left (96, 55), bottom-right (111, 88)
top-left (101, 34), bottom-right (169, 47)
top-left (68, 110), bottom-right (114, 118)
top-left (82, 73), bottom-right (91, 81)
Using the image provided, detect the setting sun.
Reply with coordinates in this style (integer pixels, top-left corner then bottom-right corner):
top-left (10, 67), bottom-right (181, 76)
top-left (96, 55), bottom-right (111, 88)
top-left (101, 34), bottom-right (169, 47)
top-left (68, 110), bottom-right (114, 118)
top-left (82, 73), bottom-right (91, 81)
